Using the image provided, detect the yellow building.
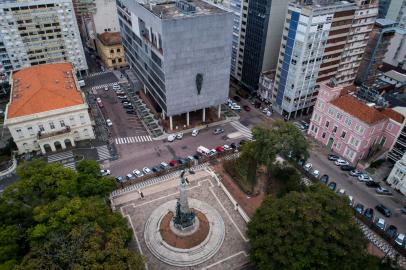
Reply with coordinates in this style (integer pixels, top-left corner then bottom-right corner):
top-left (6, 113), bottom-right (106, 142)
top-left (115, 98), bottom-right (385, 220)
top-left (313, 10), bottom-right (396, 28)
top-left (96, 32), bottom-right (127, 70)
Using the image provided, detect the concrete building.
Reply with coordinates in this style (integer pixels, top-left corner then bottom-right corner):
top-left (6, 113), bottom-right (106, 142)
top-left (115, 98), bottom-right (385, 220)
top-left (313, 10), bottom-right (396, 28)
top-left (387, 152), bottom-right (406, 195)
top-left (309, 81), bottom-right (404, 165)
top-left (378, 0), bottom-right (392, 19)
top-left (0, 0), bottom-right (88, 80)
top-left (272, 0), bottom-right (377, 119)
top-left (117, 0), bottom-right (233, 130)
top-left (356, 19), bottom-right (396, 86)
top-left (95, 32), bottom-right (127, 70)
top-left (384, 27), bottom-right (406, 71)
top-left (386, 0), bottom-right (406, 29)
top-left (258, 70), bottom-right (275, 103)
top-left (380, 70), bottom-right (406, 89)
top-left (4, 63), bottom-right (95, 154)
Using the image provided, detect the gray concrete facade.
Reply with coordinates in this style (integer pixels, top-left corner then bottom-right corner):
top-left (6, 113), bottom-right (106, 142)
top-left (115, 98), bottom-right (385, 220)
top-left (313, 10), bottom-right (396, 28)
top-left (117, 0), bottom-right (233, 117)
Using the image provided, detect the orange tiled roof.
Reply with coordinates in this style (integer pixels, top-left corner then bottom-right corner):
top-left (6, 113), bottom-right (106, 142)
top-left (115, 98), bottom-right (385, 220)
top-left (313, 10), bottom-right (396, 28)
top-left (7, 63), bottom-right (84, 119)
top-left (330, 95), bottom-right (388, 125)
top-left (98, 32), bottom-right (122, 46)
top-left (381, 108), bottom-right (405, 123)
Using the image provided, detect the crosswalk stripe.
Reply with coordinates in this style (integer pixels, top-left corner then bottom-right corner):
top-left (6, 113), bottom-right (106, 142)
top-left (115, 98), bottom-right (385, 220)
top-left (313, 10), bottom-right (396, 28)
top-left (114, 135), bottom-right (153, 144)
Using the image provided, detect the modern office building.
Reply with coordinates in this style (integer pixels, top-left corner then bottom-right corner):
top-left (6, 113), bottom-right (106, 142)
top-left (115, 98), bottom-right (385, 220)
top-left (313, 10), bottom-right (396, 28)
top-left (117, 0), bottom-right (233, 130)
top-left (384, 27), bottom-right (406, 71)
top-left (272, 0), bottom-right (377, 119)
top-left (386, 0), bottom-right (406, 29)
top-left (356, 19), bottom-right (396, 86)
top-left (0, 0), bottom-right (88, 80)
top-left (4, 63), bottom-right (95, 154)
top-left (95, 32), bottom-right (127, 70)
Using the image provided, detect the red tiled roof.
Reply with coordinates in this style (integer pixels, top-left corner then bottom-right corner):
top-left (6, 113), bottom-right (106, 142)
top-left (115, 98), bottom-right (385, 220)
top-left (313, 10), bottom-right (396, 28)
top-left (330, 95), bottom-right (388, 124)
top-left (381, 108), bottom-right (404, 123)
top-left (7, 63), bottom-right (84, 119)
top-left (98, 32), bottom-right (122, 46)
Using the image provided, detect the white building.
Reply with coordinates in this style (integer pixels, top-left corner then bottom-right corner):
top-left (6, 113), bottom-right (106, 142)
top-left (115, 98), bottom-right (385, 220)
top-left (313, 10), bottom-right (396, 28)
top-left (386, 0), bottom-right (406, 29)
top-left (4, 63), bottom-right (95, 154)
top-left (258, 70), bottom-right (275, 103)
top-left (0, 0), bottom-right (88, 79)
top-left (387, 152), bottom-right (406, 196)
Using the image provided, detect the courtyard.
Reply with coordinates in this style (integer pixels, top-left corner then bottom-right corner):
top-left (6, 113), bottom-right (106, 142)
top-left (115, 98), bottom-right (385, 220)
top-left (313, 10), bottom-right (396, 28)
top-left (111, 168), bottom-right (250, 270)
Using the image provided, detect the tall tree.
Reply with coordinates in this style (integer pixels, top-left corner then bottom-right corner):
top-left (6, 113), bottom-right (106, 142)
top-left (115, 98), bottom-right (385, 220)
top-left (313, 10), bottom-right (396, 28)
top-left (248, 185), bottom-right (387, 270)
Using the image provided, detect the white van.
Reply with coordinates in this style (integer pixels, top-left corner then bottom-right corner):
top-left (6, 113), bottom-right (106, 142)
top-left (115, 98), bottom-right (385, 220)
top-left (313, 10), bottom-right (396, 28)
top-left (197, 146), bottom-right (210, 156)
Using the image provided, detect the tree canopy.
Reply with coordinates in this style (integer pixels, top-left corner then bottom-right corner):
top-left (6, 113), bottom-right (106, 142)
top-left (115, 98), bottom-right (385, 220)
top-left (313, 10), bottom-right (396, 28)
top-left (0, 160), bottom-right (144, 270)
top-left (248, 185), bottom-right (393, 270)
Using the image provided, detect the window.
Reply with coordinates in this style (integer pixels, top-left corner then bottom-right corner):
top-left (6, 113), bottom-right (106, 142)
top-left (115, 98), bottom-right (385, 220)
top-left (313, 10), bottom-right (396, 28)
top-left (332, 126), bottom-right (337, 133)
top-left (387, 123), bottom-right (393, 131)
top-left (318, 101), bottom-right (324, 110)
top-left (38, 124), bottom-right (45, 132)
top-left (350, 137), bottom-right (360, 148)
top-left (118, 58), bottom-right (122, 63)
top-left (380, 136), bottom-right (386, 146)
top-left (69, 116), bottom-right (76, 126)
top-left (16, 128), bottom-right (23, 138)
top-left (110, 49), bottom-right (114, 53)
top-left (79, 114), bottom-right (85, 124)
top-left (27, 126), bottom-right (34, 136)
top-left (328, 108), bottom-right (334, 116)
top-left (112, 59), bottom-right (116, 64)
top-left (345, 148), bottom-right (355, 160)
top-left (60, 120), bottom-right (65, 127)
top-left (345, 118), bottom-right (352, 126)
top-left (49, 122), bottom-right (55, 129)
top-left (325, 121), bottom-right (329, 128)
top-left (336, 142), bottom-right (342, 150)
top-left (356, 124), bottom-right (365, 135)
top-left (117, 48), bottom-right (121, 53)
top-left (341, 131), bottom-right (346, 139)
top-left (336, 112), bottom-right (343, 121)
top-left (322, 132), bottom-right (326, 139)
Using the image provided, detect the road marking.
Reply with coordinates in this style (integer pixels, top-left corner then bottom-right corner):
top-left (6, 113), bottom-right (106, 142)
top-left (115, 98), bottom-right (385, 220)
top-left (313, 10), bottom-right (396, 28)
top-left (114, 135), bottom-right (153, 145)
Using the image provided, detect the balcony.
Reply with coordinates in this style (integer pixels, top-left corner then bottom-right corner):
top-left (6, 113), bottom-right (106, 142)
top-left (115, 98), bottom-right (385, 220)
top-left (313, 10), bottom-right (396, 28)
top-left (37, 126), bottom-right (71, 140)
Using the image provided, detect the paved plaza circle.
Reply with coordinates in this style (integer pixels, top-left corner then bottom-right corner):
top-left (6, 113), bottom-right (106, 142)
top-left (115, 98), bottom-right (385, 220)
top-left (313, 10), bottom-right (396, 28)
top-left (144, 198), bottom-right (225, 267)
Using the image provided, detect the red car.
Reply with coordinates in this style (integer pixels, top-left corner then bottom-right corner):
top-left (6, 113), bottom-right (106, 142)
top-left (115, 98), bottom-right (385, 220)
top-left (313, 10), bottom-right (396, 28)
top-left (215, 146), bottom-right (223, 153)
top-left (243, 105), bottom-right (251, 112)
top-left (169, 160), bottom-right (177, 167)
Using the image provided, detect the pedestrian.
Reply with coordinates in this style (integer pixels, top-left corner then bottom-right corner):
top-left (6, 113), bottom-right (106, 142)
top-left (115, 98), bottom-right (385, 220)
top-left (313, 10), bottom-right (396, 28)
top-left (235, 203), bottom-right (239, 211)
top-left (185, 178), bottom-right (190, 185)
top-left (140, 192), bottom-right (144, 199)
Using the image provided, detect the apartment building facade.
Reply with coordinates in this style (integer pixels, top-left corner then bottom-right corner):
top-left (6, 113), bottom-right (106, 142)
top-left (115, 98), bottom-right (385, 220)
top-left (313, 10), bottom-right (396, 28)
top-left (95, 32), bottom-right (126, 70)
top-left (0, 0), bottom-right (88, 79)
top-left (387, 152), bottom-right (406, 196)
top-left (117, 0), bottom-right (233, 130)
top-left (4, 63), bottom-right (95, 154)
top-left (309, 81), bottom-right (404, 165)
top-left (272, 0), bottom-right (377, 119)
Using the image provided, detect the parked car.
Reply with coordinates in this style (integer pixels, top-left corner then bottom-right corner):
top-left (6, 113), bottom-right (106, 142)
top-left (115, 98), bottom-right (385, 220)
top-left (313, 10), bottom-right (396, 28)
top-left (223, 144), bottom-right (231, 151)
top-left (395, 233), bottom-right (405, 247)
top-left (375, 204), bottom-right (391, 217)
top-left (169, 160), bottom-right (177, 167)
top-left (354, 203), bottom-right (364, 214)
top-left (358, 174), bottom-right (372, 182)
top-left (213, 128), bottom-right (224, 135)
top-left (374, 218), bottom-right (386, 231)
top-left (348, 195), bottom-right (354, 206)
top-left (142, 167), bottom-right (152, 174)
top-left (193, 154), bottom-right (202, 160)
top-left (385, 225), bottom-right (398, 239)
top-left (100, 169), bottom-right (111, 176)
top-left (177, 158), bottom-right (187, 165)
top-left (365, 181), bottom-right (381, 188)
top-left (126, 110), bottom-right (136, 115)
top-left (335, 159), bottom-right (349, 166)
top-left (298, 159), bottom-right (305, 166)
top-left (96, 97), bottom-right (102, 103)
top-left (192, 129), bottom-right (199, 137)
top-left (167, 134), bottom-right (176, 142)
top-left (122, 101), bottom-right (132, 106)
top-left (216, 145), bottom-right (223, 153)
top-left (123, 105), bottom-right (134, 109)
top-left (115, 176), bottom-right (124, 183)
top-left (340, 165), bottom-right (355, 171)
top-left (186, 156), bottom-right (195, 162)
top-left (117, 95), bottom-right (128, 99)
top-left (363, 208), bottom-right (374, 221)
top-left (98, 101), bottom-right (104, 108)
top-left (328, 154), bottom-right (340, 161)
top-left (160, 162), bottom-right (169, 169)
top-left (376, 187), bottom-right (392, 195)
top-left (328, 182), bottom-right (337, 191)
top-left (293, 122), bottom-right (306, 131)
top-left (126, 173), bottom-right (135, 180)
top-left (304, 163), bottom-right (312, 171)
top-left (243, 105), bottom-right (251, 112)
top-left (230, 143), bottom-right (237, 149)
top-left (233, 95), bottom-right (241, 102)
top-left (176, 133), bottom-right (183, 140)
top-left (401, 206), bottom-right (406, 215)
top-left (132, 169), bottom-right (144, 178)
top-left (208, 149), bottom-right (217, 156)
top-left (320, 174), bottom-right (329, 184)
top-left (349, 170), bottom-right (363, 177)
top-left (104, 86), bottom-right (109, 91)
top-left (299, 120), bottom-right (309, 129)
top-left (312, 169), bottom-right (320, 178)
top-left (337, 188), bottom-right (345, 195)
top-left (106, 119), bottom-right (113, 126)
top-left (152, 166), bottom-right (161, 173)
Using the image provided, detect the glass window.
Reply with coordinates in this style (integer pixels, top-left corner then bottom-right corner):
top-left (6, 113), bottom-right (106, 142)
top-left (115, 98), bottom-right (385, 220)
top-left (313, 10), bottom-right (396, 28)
top-left (345, 118), bottom-right (352, 126)
top-left (328, 108), bottom-right (334, 116)
top-left (60, 120), bottom-right (65, 127)
top-left (332, 126), bottom-right (337, 133)
top-left (38, 124), bottom-right (45, 132)
top-left (49, 122), bottom-right (55, 129)
top-left (27, 126), bottom-right (34, 135)
top-left (336, 112), bottom-right (343, 121)
top-left (16, 128), bottom-right (23, 138)
top-left (341, 131), bottom-right (346, 138)
top-left (325, 121), bottom-right (329, 128)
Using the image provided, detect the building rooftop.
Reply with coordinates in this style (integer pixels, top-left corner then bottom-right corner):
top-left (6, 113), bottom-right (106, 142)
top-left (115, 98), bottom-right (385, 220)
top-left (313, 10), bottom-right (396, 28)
top-left (98, 32), bottom-right (122, 46)
top-left (330, 94), bottom-right (404, 124)
top-left (383, 70), bottom-right (406, 83)
top-left (375, 18), bottom-right (397, 27)
top-left (7, 63), bottom-right (84, 119)
top-left (142, 0), bottom-right (227, 19)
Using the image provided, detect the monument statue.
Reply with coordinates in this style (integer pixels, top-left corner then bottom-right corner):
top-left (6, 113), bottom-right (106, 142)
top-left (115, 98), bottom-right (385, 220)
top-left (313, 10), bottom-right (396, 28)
top-left (173, 170), bottom-right (195, 229)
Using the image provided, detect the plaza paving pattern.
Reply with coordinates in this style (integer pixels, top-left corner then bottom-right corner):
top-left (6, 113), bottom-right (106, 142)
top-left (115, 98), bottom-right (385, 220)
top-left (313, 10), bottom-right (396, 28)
top-left (112, 169), bottom-right (250, 270)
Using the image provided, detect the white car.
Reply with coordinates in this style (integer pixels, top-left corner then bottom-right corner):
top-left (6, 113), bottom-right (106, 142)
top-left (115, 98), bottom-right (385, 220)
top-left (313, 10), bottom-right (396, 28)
top-left (312, 169), bottom-right (320, 178)
top-left (160, 162), bottom-right (169, 169)
top-left (132, 169), bottom-right (144, 177)
top-left (187, 156), bottom-right (195, 161)
top-left (337, 189), bottom-right (345, 195)
top-left (304, 163), bottom-right (312, 171)
top-left (375, 218), bottom-right (385, 231)
top-left (167, 134), bottom-right (175, 142)
top-left (395, 233), bottom-right (405, 247)
top-left (358, 174), bottom-right (372, 182)
top-left (104, 86), bottom-right (109, 91)
top-left (96, 97), bottom-right (102, 103)
top-left (100, 169), bottom-right (111, 176)
top-left (143, 167), bottom-right (152, 174)
top-left (192, 129), bottom-right (199, 137)
top-left (348, 195), bottom-right (354, 206)
top-left (223, 144), bottom-right (231, 150)
top-left (106, 119), bottom-right (113, 126)
top-left (126, 173), bottom-right (135, 180)
top-left (176, 133), bottom-right (183, 140)
top-left (113, 82), bottom-right (119, 86)
top-left (334, 159), bottom-right (349, 166)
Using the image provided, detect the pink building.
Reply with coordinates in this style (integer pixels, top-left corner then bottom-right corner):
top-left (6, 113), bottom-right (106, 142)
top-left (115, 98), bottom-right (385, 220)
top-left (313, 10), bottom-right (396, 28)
top-left (308, 82), bottom-right (404, 165)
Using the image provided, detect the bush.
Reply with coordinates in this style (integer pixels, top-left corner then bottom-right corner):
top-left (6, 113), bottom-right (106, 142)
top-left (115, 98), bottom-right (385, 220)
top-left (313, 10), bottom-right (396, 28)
top-left (223, 158), bottom-right (255, 194)
top-left (268, 163), bottom-right (306, 197)
top-left (370, 159), bottom-right (385, 168)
